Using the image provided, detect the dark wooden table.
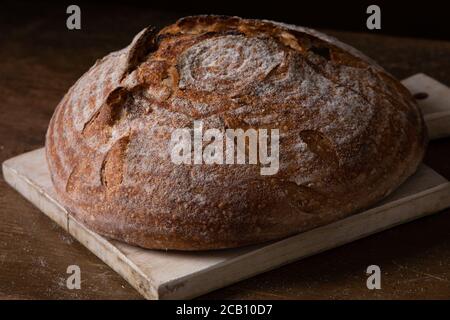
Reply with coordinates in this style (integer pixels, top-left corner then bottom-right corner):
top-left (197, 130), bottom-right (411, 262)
top-left (1, 2), bottom-right (450, 299)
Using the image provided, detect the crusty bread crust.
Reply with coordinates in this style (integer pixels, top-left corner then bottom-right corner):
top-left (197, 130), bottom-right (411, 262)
top-left (45, 16), bottom-right (427, 250)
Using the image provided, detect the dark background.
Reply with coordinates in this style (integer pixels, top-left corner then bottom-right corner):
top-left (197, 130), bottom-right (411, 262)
top-left (150, 0), bottom-right (450, 40)
top-left (2, 0), bottom-right (450, 41)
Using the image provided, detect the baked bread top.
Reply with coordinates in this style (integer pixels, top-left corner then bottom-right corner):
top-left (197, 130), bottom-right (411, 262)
top-left (46, 16), bottom-right (427, 250)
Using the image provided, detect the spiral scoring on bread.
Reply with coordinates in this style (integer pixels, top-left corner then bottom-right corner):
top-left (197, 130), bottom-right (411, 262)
top-left (178, 35), bottom-right (284, 93)
top-left (45, 16), bottom-right (427, 250)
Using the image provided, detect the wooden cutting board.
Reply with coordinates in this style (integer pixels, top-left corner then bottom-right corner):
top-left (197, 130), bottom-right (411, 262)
top-left (3, 73), bottom-right (450, 300)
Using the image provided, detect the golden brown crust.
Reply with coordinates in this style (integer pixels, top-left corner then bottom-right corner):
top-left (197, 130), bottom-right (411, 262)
top-left (45, 16), bottom-right (427, 250)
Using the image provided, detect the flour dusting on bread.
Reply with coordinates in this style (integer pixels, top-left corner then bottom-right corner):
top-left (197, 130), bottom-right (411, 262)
top-left (46, 15), bottom-right (427, 250)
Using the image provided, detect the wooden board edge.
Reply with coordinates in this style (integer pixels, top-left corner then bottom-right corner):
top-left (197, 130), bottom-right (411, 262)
top-left (2, 160), bottom-right (161, 300)
top-left (2, 159), bottom-right (68, 230)
top-left (402, 73), bottom-right (432, 85)
top-left (67, 215), bottom-right (160, 300)
top-left (4, 152), bottom-right (450, 300)
top-left (159, 182), bottom-right (450, 299)
top-left (401, 73), bottom-right (450, 140)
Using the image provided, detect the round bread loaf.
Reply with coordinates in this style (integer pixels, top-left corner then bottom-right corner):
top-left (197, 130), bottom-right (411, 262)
top-left (46, 16), bottom-right (427, 250)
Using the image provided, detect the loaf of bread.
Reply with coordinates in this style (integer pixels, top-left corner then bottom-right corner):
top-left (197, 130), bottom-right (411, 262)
top-left (45, 16), bottom-right (427, 250)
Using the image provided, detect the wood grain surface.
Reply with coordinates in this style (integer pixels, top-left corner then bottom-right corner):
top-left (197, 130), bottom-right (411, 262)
top-left (1, 1), bottom-right (450, 299)
top-left (4, 146), bottom-right (450, 299)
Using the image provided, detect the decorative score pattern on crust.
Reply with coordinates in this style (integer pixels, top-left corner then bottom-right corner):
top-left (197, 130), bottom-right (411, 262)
top-left (46, 16), bottom-right (427, 250)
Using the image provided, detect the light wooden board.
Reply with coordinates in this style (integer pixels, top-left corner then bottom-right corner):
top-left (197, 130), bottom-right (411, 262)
top-left (3, 73), bottom-right (450, 299)
top-left (403, 73), bottom-right (450, 140)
